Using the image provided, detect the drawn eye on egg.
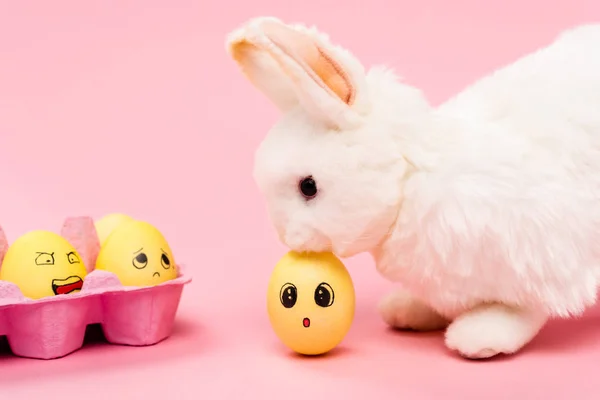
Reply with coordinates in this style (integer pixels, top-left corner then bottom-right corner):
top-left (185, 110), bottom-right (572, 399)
top-left (132, 250), bottom-right (148, 269)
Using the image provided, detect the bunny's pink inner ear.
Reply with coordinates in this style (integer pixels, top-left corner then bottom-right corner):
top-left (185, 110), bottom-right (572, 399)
top-left (260, 21), bottom-right (356, 107)
top-left (61, 217), bottom-right (100, 273)
top-left (229, 28), bottom-right (301, 112)
top-left (0, 227), bottom-right (8, 266)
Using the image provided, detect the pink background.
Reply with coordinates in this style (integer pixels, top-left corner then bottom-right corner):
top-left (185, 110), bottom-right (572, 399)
top-left (0, 0), bottom-right (599, 398)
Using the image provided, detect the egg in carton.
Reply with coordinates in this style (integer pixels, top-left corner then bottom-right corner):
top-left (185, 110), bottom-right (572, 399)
top-left (0, 216), bottom-right (191, 360)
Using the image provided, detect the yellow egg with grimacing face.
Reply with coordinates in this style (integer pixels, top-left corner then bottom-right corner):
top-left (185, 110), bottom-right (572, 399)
top-left (0, 230), bottom-right (87, 299)
top-left (94, 213), bottom-right (134, 247)
top-left (95, 220), bottom-right (177, 287)
top-left (267, 251), bottom-right (355, 356)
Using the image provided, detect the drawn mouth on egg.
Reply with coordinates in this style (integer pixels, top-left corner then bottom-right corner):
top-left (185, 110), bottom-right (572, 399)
top-left (153, 272), bottom-right (161, 278)
top-left (52, 276), bottom-right (84, 295)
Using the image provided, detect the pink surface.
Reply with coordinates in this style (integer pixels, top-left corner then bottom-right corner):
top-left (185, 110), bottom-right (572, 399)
top-left (0, 217), bottom-right (190, 359)
top-left (0, 0), bottom-right (599, 398)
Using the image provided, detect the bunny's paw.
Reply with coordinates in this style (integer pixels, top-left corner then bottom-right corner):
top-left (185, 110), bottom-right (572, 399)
top-left (444, 303), bottom-right (547, 359)
top-left (379, 289), bottom-right (449, 331)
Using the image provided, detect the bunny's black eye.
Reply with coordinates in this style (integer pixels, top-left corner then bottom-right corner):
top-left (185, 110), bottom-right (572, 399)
top-left (299, 176), bottom-right (318, 199)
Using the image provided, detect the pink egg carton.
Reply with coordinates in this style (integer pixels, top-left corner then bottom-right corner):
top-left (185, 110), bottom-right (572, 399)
top-left (0, 216), bottom-right (192, 360)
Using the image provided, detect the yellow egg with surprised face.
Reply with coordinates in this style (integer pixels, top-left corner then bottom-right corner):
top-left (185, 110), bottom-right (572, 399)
top-left (267, 251), bottom-right (355, 356)
top-left (95, 220), bottom-right (177, 286)
top-left (0, 230), bottom-right (87, 299)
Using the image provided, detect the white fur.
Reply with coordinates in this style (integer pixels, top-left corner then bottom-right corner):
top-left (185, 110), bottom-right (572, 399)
top-left (227, 19), bottom-right (600, 358)
top-left (378, 288), bottom-right (449, 331)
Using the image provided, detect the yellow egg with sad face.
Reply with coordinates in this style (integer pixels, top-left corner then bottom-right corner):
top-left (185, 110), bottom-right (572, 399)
top-left (95, 220), bottom-right (177, 287)
top-left (0, 230), bottom-right (87, 299)
top-left (267, 251), bottom-right (355, 356)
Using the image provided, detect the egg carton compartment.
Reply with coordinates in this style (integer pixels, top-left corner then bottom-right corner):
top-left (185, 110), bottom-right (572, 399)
top-left (0, 216), bottom-right (192, 360)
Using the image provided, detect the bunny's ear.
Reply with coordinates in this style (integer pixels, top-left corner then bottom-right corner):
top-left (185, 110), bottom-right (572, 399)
top-left (227, 17), bottom-right (369, 130)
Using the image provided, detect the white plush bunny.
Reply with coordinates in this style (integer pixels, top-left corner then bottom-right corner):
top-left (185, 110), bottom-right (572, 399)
top-left (226, 17), bottom-right (600, 359)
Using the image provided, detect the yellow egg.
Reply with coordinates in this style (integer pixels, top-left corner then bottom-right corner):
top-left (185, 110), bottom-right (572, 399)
top-left (267, 251), bottom-right (355, 355)
top-left (95, 213), bottom-right (135, 247)
top-left (95, 220), bottom-right (177, 286)
top-left (0, 230), bottom-right (88, 299)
